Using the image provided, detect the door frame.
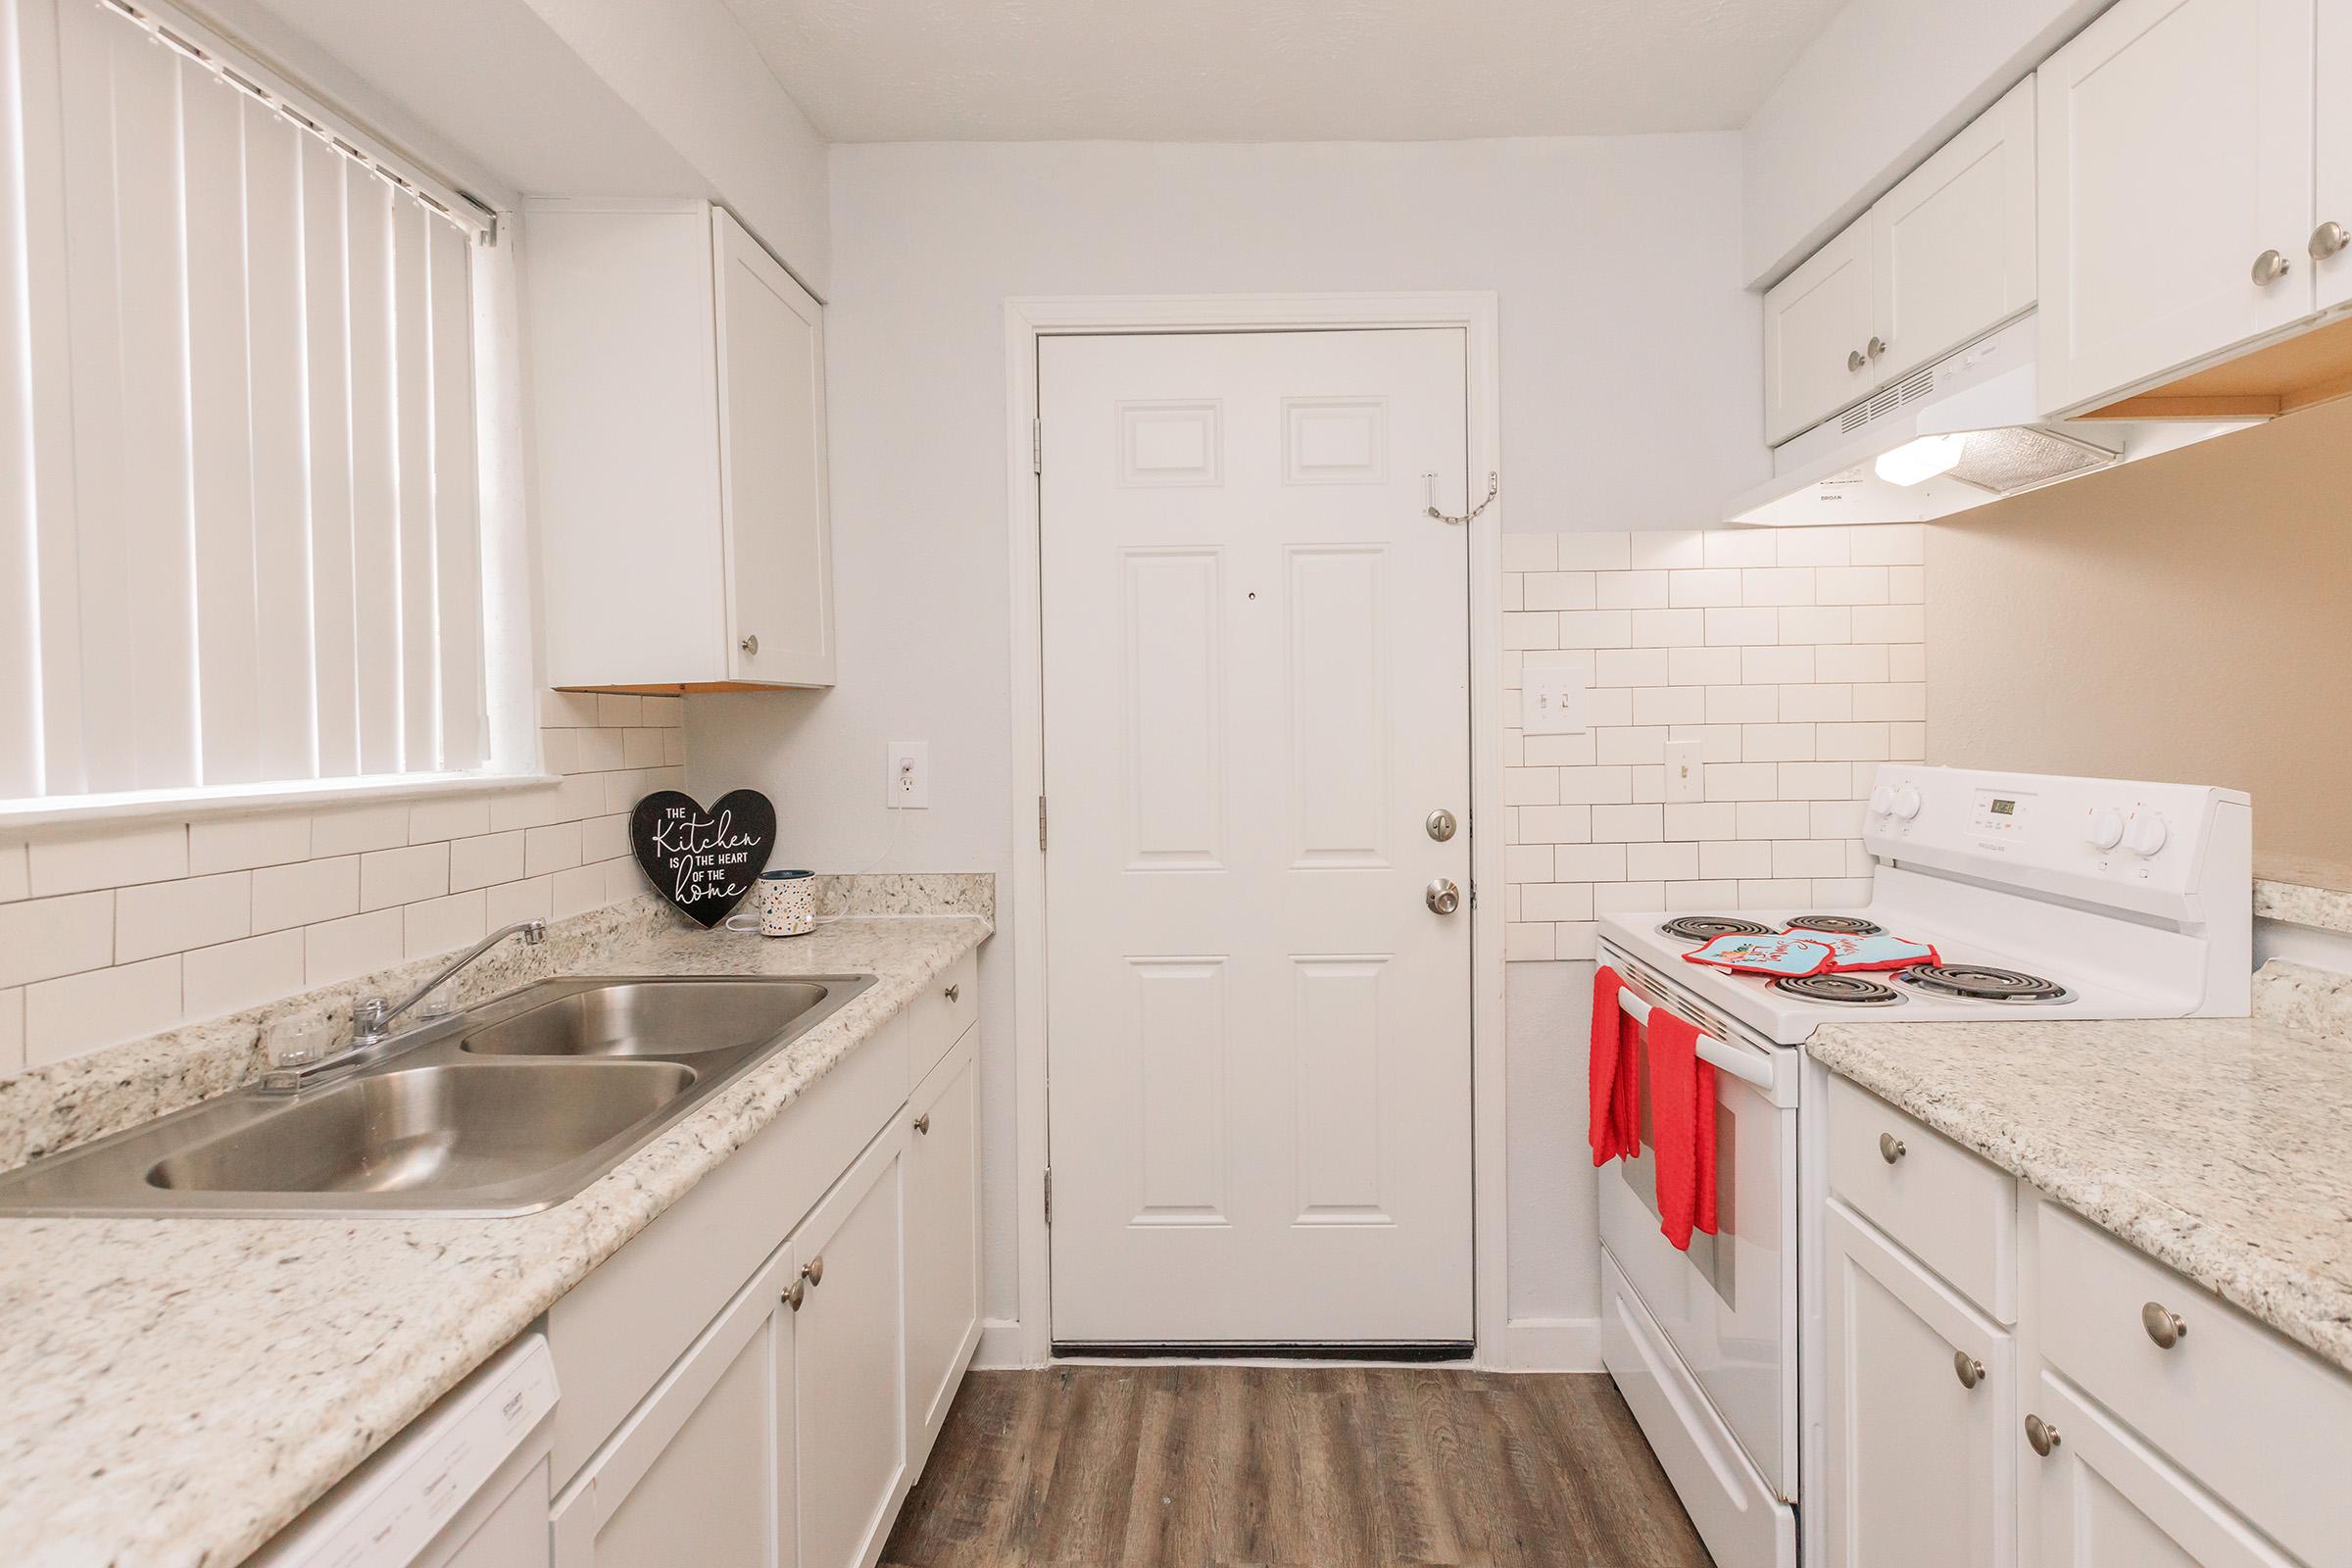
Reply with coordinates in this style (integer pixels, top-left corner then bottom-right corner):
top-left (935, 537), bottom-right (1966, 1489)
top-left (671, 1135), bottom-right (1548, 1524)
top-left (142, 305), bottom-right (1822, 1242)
top-left (998, 293), bottom-right (1506, 1367)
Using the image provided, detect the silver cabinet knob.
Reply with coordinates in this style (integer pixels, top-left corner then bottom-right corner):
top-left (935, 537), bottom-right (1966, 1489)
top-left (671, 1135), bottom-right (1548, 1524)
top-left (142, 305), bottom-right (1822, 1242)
top-left (1426, 878), bottom-right (1461, 915)
top-left (2252, 248), bottom-right (2292, 285)
top-left (802, 1255), bottom-right (824, 1288)
top-left (1868, 335), bottom-right (1888, 360)
top-left (944, 983), bottom-right (960, 1003)
top-left (739, 633), bottom-right (760, 656)
top-left (1847, 348), bottom-right (1868, 372)
top-left (2025, 1414), bottom-right (2061, 1457)
top-left (913, 1111), bottom-right (931, 1135)
top-left (1426, 808), bottom-right (1458, 843)
top-left (2311, 220), bottom-right (2349, 261)
top-left (2142, 1300), bottom-right (2187, 1348)
top-left (1954, 1350), bottom-right (1984, 1390)
top-left (1880, 1132), bottom-right (1907, 1164)
top-left (782, 1279), bottom-right (805, 1311)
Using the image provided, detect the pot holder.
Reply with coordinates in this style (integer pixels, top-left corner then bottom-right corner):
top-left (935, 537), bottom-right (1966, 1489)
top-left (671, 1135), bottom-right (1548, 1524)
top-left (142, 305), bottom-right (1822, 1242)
top-left (1681, 932), bottom-right (1838, 977)
top-left (1816, 933), bottom-right (1941, 972)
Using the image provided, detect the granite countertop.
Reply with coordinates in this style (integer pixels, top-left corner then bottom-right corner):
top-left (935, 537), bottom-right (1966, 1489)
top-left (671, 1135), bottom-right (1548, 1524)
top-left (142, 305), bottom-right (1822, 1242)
top-left (1807, 961), bottom-right (2352, 1375)
top-left (0, 903), bottom-right (990, 1568)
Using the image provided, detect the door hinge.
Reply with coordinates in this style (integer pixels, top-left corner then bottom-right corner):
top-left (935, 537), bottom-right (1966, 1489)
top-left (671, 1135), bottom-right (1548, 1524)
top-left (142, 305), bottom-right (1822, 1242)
top-left (1044, 1166), bottom-right (1054, 1226)
top-left (1038, 794), bottom-right (1048, 852)
top-left (1469, 877), bottom-right (1479, 910)
top-left (1031, 417), bottom-right (1042, 474)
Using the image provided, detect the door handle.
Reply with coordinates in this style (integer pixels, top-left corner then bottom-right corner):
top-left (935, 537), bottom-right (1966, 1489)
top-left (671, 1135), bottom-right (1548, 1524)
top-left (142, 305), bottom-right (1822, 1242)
top-left (1426, 879), bottom-right (1461, 915)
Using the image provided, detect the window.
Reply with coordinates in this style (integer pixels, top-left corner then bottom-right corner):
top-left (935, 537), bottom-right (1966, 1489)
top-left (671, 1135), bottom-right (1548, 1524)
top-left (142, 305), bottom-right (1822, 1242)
top-left (0, 0), bottom-right (520, 818)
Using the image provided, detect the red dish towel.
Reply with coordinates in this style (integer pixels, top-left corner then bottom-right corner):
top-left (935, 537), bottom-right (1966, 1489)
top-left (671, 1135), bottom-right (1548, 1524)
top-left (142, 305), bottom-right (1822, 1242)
top-left (1589, 967), bottom-right (1641, 1167)
top-left (1645, 1006), bottom-right (1720, 1250)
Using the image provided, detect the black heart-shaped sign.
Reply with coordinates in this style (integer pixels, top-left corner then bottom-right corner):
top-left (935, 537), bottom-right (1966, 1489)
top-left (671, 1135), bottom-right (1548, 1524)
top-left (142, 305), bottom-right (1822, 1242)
top-left (629, 790), bottom-right (777, 928)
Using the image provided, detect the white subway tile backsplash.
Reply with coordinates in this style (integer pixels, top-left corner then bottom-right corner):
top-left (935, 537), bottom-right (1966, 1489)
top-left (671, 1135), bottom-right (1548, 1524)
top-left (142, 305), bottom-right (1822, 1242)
top-left (1778, 606), bottom-right (1851, 644)
top-left (360, 843), bottom-right (451, 912)
top-left (28, 823), bottom-right (186, 896)
top-left (1523, 730), bottom-right (1597, 767)
top-left (1592, 570), bottom-right (1666, 611)
top-left (1887, 565), bottom-right (1926, 603)
top-left (1663, 803), bottom-right (1737, 841)
top-left (1631, 609), bottom-right (1706, 647)
top-left (539, 726), bottom-right (582, 775)
top-left (310, 803), bottom-right (412, 858)
top-left (1667, 567), bottom-right (1742, 608)
top-left (549, 861), bottom-right (612, 920)
top-left (1777, 761), bottom-right (1854, 800)
top-left (1665, 880), bottom-right (1740, 908)
top-left (1557, 766), bottom-right (1634, 806)
top-left (117, 872), bottom-right (251, 964)
top-left (1738, 879), bottom-right (1812, 909)
top-left (1593, 881), bottom-right (1665, 913)
top-left (25, 956), bottom-right (179, 1065)
top-left (305, 909), bottom-right (407, 987)
top-left (539, 689), bottom-right (602, 726)
top-left (1556, 532), bottom-right (1632, 570)
top-left (188, 814), bottom-right (312, 875)
top-left (1517, 806), bottom-right (1592, 844)
top-left (1500, 533), bottom-right (1556, 572)
top-left (448, 831), bottom-right (527, 894)
top-left (1740, 723), bottom-right (1816, 762)
top-left (1778, 683), bottom-right (1852, 722)
top-left (1592, 805), bottom-right (1663, 843)
top-left (1740, 566), bottom-right (1815, 607)
top-left (1774, 526), bottom-right (1849, 566)
top-left (1704, 762), bottom-right (1778, 801)
top-left (1522, 882), bottom-right (1593, 922)
top-left (1774, 839), bottom-right (1847, 878)
top-left (1816, 722), bottom-right (1891, 761)
top-left (1704, 684), bottom-right (1778, 724)
top-left (1736, 801), bottom-right (1810, 839)
top-left (1556, 843), bottom-right (1628, 881)
top-left (1632, 686), bottom-right (1704, 726)
top-left (1851, 604), bottom-right (1926, 643)
top-left (1815, 565), bottom-right (1889, 605)
top-left (0, 987), bottom-right (20, 1072)
top-left (1557, 610), bottom-right (1635, 649)
top-left (406, 890), bottom-right (488, 959)
top-left (1506, 845), bottom-right (1555, 884)
top-left (1597, 727), bottom-right (1668, 766)
top-left (1887, 643), bottom-right (1927, 682)
top-left (581, 813), bottom-right (628, 863)
top-left (524, 822), bottom-right (584, 878)
top-left (1505, 923), bottom-right (1556, 961)
top-left (1814, 643), bottom-right (1890, 683)
top-left (182, 932), bottom-right (306, 1023)
top-left (573, 726), bottom-right (626, 772)
top-left (1852, 683), bottom-right (1927, 721)
top-left (1741, 645), bottom-right (1814, 684)
top-left (1526, 572), bottom-right (1598, 611)
top-left (1848, 524), bottom-right (1924, 565)
top-left (0, 842), bottom-right (24, 902)
top-left (1627, 841), bottom-right (1699, 882)
top-left (1595, 648), bottom-right (1670, 686)
top-left (1503, 767), bottom-right (1561, 806)
top-left (1702, 529), bottom-right (1777, 568)
top-left (0, 891), bottom-right (114, 989)
top-left (484, 875), bottom-right (554, 929)
top-left (641, 696), bottom-right (685, 728)
top-left (1703, 608), bottom-right (1779, 646)
top-left (253, 857), bottom-right (361, 933)
top-left (1669, 646), bottom-right (1742, 686)
top-left (1700, 839), bottom-right (1774, 880)
top-left (409, 795), bottom-right (492, 846)
top-left (1627, 530), bottom-right (1704, 569)
top-left (622, 728), bottom-right (668, 768)
top-left (596, 694), bottom-right (644, 728)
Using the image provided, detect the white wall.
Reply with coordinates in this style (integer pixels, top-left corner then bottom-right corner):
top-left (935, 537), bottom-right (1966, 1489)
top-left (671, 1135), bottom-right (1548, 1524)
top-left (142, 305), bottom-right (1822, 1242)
top-left (1740, 0), bottom-right (2104, 285)
top-left (689, 134), bottom-right (1764, 1333)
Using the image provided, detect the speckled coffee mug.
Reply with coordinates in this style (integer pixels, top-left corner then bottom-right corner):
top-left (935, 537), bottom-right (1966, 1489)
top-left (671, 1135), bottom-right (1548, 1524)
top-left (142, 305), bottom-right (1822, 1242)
top-left (756, 868), bottom-right (815, 937)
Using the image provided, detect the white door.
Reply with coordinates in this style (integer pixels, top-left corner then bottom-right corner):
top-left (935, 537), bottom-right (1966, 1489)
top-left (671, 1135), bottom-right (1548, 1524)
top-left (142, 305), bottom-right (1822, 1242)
top-left (1822, 1202), bottom-right (2011, 1568)
top-left (2318, 0), bottom-right (2352, 311)
top-left (1040, 327), bottom-right (1474, 1347)
top-left (2034, 0), bottom-right (2317, 414)
top-left (1765, 219), bottom-right (1877, 443)
top-left (1870, 77), bottom-right (2039, 386)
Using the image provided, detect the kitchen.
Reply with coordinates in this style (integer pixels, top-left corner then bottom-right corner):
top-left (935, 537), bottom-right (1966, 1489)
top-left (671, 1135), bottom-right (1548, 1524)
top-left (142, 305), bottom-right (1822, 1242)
top-left (0, 0), bottom-right (2347, 1565)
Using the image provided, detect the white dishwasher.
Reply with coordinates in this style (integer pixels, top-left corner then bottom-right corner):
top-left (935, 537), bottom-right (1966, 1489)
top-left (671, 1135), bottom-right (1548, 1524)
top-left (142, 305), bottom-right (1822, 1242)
top-left (253, 1334), bottom-right (560, 1568)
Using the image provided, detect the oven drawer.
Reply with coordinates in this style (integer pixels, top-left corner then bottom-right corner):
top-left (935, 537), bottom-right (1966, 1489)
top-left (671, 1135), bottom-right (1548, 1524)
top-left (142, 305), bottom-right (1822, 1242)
top-left (1826, 1076), bottom-right (2016, 1322)
top-left (2034, 1200), bottom-right (2352, 1567)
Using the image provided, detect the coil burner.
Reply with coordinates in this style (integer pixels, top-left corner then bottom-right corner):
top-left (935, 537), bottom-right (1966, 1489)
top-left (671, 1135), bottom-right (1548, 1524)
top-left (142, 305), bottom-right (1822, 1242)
top-left (1783, 914), bottom-right (1884, 936)
top-left (1898, 964), bottom-right (2074, 1004)
top-left (1769, 972), bottom-right (1903, 1006)
top-left (1658, 915), bottom-right (1775, 944)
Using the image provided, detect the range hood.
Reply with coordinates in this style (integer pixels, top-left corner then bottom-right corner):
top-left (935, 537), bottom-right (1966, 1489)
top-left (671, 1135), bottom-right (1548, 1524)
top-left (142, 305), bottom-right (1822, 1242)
top-left (1727, 317), bottom-right (2265, 526)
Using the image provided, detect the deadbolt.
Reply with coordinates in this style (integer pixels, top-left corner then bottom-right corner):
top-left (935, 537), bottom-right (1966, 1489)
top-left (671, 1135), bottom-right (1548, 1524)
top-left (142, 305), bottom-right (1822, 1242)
top-left (1426, 878), bottom-right (1461, 915)
top-left (1426, 808), bottom-right (1458, 842)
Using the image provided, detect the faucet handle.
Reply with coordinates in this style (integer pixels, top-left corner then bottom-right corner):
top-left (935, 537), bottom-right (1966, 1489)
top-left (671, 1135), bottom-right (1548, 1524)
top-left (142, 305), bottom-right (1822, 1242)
top-left (263, 1015), bottom-right (339, 1070)
top-left (350, 998), bottom-right (392, 1042)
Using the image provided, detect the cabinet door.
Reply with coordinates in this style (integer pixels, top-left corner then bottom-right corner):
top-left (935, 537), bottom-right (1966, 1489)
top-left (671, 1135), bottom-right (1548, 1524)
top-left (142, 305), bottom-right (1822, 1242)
top-left (1765, 219), bottom-right (1877, 444)
top-left (2021, 1372), bottom-right (2297, 1568)
top-left (2318, 0), bottom-right (2352, 310)
top-left (1822, 1202), bottom-right (2010, 1568)
top-left (904, 1027), bottom-right (981, 1471)
top-left (2035, 0), bottom-right (2317, 413)
top-left (711, 208), bottom-right (835, 687)
top-left (553, 1243), bottom-right (799, 1568)
top-left (1872, 78), bottom-right (2039, 384)
top-left (793, 1123), bottom-right (908, 1568)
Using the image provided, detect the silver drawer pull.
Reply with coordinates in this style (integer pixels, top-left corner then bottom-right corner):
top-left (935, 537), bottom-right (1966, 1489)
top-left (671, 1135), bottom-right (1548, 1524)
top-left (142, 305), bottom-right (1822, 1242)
top-left (944, 983), bottom-right (960, 1003)
top-left (1879, 1132), bottom-right (1906, 1164)
top-left (802, 1255), bottom-right (824, 1288)
top-left (782, 1279), bottom-right (805, 1311)
top-left (2141, 1300), bottom-right (2187, 1349)
top-left (2251, 248), bottom-right (2292, 285)
top-left (2025, 1414), bottom-right (2061, 1456)
top-left (1954, 1351), bottom-right (1984, 1390)
top-left (913, 1112), bottom-right (931, 1135)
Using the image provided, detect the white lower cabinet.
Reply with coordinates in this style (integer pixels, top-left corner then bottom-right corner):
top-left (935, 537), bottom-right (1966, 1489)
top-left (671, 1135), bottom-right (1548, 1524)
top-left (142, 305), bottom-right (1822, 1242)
top-left (1821, 1201), bottom-right (2011, 1568)
top-left (790, 1124), bottom-right (909, 1568)
top-left (904, 1026), bottom-right (982, 1471)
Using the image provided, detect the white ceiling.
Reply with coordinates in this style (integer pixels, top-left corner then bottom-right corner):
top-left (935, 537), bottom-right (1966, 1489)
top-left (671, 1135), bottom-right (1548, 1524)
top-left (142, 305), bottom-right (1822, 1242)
top-left (721, 0), bottom-right (1847, 143)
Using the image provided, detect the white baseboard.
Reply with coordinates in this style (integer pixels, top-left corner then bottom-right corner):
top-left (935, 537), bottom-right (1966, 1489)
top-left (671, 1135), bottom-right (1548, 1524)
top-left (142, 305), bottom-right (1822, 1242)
top-left (972, 1317), bottom-right (1040, 1370)
top-left (1500, 1315), bottom-right (1604, 1372)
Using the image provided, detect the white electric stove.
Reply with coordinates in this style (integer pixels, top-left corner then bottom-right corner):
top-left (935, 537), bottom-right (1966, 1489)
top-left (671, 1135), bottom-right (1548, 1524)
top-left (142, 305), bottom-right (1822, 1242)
top-left (1592, 765), bottom-right (2252, 1568)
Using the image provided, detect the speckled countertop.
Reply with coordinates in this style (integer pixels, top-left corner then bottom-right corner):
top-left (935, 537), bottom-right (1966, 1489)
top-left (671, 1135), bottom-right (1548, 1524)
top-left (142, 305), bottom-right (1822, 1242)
top-left (0, 899), bottom-right (990, 1568)
top-left (1807, 961), bottom-right (2352, 1374)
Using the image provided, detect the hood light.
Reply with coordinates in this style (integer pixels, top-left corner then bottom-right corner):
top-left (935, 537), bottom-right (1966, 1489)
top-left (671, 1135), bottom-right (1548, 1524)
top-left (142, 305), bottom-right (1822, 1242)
top-left (1874, 433), bottom-right (1969, 487)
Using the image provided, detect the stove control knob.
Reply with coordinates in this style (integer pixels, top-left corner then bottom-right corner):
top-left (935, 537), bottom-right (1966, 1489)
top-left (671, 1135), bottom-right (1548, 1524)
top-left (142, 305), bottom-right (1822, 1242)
top-left (1868, 785), bottom-right (1896, 817)
top-left (1889, 784), bottom-right (1923, 821)
top-left (2085, 808), bottom-right (2126, 852)
top-left (2124, 810), bottom-right (2169, 858)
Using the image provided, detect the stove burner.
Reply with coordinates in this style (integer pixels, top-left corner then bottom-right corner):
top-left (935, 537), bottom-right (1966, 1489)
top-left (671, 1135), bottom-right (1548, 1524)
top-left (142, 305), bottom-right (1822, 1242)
top-left (1898, 964), bottom-right (2074, 1003)
top-left (1771, 972), bottom-right (1903, 1006)
top-left (1658, 915), bottom-right (1775, 943)
top-left (1784, 914), bottom-right (1884, 936)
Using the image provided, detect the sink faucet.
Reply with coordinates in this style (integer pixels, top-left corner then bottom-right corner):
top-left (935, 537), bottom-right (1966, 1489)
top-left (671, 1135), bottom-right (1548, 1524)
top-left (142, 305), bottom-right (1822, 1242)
top-left (259, 920), bottom-right (548, 1094)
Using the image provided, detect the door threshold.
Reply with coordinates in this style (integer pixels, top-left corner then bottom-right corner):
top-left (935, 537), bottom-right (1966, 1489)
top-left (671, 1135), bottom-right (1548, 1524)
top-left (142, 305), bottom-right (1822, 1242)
top-left (1052, 1341), bottom-right (1475, 1363)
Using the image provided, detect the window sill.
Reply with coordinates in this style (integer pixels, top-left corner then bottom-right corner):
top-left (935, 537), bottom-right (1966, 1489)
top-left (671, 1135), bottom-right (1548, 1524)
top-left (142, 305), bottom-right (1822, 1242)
top-left (0, 770), bottom-right (564, 834)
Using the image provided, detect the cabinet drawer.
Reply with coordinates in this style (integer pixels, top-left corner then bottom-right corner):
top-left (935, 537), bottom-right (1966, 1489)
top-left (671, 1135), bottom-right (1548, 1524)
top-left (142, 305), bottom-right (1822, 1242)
top-left (2034, 1201), bottom-right (2352, 1567)
top-left (1827, 1076), bottom-right (2016, 1321)
top-left (909, 950), bottom-right (977, 1087)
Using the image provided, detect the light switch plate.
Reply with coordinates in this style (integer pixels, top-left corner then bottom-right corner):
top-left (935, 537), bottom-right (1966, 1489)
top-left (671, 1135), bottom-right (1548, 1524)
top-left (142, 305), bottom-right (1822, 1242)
top-left (887, 741), bottom-right (929, 808)
top-left (1522, 659), bottom-right (1590, 736)
top-left (1665, 740), bottom-right (1704, 804)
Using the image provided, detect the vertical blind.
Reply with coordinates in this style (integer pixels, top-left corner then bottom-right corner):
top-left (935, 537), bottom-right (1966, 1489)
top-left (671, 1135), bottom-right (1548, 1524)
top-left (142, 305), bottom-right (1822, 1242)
top-left (0, 0), bottom-right (490, 803)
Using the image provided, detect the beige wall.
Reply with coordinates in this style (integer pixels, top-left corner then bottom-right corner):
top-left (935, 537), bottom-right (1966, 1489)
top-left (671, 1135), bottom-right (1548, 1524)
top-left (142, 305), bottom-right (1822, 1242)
top-left (1927, 400), bottom-right (2352, 890)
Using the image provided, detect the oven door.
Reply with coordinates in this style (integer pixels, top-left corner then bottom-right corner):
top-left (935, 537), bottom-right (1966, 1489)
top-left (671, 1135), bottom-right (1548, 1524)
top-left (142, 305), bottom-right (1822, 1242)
top-left (1596, 956), bottom-right (1799, 1502)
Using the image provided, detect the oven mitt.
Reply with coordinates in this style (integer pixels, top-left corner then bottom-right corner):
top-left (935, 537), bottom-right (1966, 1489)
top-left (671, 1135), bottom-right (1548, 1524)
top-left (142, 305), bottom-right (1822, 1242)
top-left (1681, 932), bottom-right (1837, 977)
top-left (1815, 933), bottom-right (1940, 972)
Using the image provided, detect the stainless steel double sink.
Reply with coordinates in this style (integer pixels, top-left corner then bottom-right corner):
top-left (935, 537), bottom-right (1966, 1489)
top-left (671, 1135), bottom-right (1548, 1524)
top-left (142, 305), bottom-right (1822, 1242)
top-left (0, 974), bottom-right (877, 1219)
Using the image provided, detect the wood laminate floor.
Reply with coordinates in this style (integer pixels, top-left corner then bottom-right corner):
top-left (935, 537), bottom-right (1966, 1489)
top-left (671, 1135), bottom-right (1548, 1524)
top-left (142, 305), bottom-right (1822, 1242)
top-left (881, 1367), bottom-right (1716, 1568)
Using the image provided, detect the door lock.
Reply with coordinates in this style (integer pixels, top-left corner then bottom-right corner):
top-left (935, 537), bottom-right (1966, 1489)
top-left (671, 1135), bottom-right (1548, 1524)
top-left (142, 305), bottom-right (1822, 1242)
top-left (1426, 878), bottom-right (1461, 915)
top-left (1426, 808), bottom-right (1457, 842)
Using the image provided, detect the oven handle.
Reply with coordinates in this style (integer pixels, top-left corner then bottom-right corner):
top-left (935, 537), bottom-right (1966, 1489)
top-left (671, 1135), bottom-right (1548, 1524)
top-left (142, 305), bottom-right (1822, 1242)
top-left (1616, 989), bottom-right (1778, 1093)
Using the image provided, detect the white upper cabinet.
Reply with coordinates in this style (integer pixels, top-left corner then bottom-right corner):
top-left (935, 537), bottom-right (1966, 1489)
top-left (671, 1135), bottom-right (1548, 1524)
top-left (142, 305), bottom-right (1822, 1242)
top-left (1873, 78), bottom-right (2039, 387)
top-left (2317, 0), bottom-right (2352, 312)
top-left (1764, 83), bottom-right (2037, 444)
top-left (2035, 0), bottom-right (2318, 414)
top-left (526, 200), bottom-right (835, 692)
top-left (1765, 220), bottom-right (1877, 443)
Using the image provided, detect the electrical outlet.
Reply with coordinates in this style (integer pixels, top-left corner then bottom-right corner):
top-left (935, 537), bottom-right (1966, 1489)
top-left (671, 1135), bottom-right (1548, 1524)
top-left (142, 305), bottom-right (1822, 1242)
top-left (1665, 740), bottom-right (1704, 804)
top-left (887, 742), bottom-right (929, 808)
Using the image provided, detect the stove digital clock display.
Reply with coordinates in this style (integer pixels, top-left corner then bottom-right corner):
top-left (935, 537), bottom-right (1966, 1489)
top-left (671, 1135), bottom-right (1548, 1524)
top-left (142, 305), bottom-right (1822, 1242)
top-left (1970, 788), bottom-right (2034, 836)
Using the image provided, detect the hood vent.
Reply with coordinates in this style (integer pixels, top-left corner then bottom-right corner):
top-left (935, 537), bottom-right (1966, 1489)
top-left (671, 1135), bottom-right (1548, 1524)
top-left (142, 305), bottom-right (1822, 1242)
top-left (1838, 367), bottom-right (1937, 434)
